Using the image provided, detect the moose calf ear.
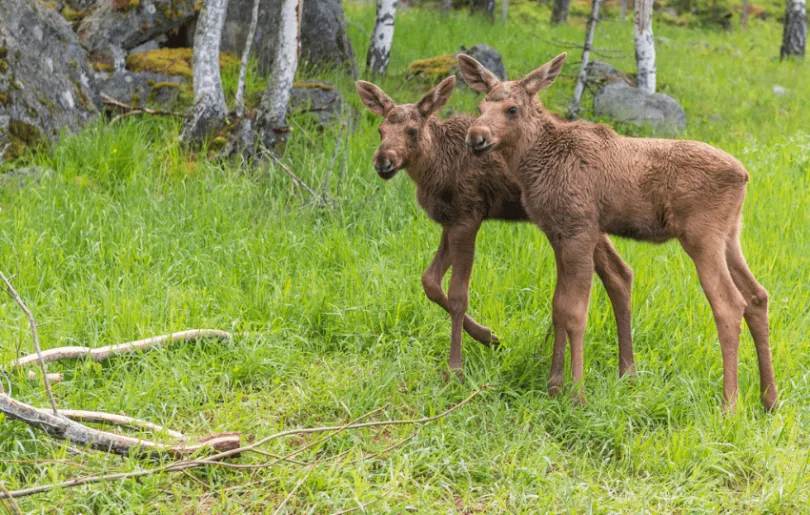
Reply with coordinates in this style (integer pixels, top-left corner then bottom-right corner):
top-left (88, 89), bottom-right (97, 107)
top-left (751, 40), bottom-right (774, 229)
top-left (416, 75), bottom-right (456, 117)
top-left (520, 52), bottom-right (567, 96)
top-left (356, 80), bottom-right (395, 117)
top-left (457, 54), bottom-right (501, 94)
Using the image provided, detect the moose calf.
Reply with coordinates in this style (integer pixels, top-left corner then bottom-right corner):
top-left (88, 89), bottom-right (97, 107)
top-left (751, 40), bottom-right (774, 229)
top-left (356, 77), bottom-right (636, 378)
top-left (458, 53), bottom-right (777, 411)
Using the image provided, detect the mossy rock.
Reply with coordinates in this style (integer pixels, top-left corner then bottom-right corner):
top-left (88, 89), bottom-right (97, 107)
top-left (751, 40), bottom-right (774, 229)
top-left (0, 91), bottom-right (9, 105)
top-left (406, 54), bottom-right (457, 82)
top-left (111, 0), bottom-right (140, 11)
top-left (292, 81), bottom-right (336, 90)
top-left (126, 48), bottom-right (240, 78)
top-left (61, 6), bottom-right (87, 22)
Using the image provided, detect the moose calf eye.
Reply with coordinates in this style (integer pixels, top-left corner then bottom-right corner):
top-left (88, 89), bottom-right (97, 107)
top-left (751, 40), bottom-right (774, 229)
top-left (408, 128), bottom-right (418, 137)
top-left (507, 106), bottom-right (518, 116)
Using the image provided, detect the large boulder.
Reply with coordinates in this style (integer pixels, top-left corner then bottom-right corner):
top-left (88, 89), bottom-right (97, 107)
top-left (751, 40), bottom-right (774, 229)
top-left (221, 0), bottom-right (281, 76)
top-left (0, 0), bottom-right (101, 161)
top-left (98, 71), bottom-right (184, 108)
top-left (300, 0), bottom-right (357, 78)
top-left (289, 81), bottom-right (350, 128)
top-left (459, 44), bottom-right (506, 80)
top-left (77, 0), bottom-right (197, 69)
top-left (586, 60), bottom-right (625, 84)
top-left (408, 43), bottom-right (507, 85)
top-left (593, 81), bottom-right (686, 136)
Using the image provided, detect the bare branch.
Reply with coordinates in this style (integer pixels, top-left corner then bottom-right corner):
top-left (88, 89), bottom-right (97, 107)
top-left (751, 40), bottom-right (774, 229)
top-left (0, 270), bottom-right (59, 415)
top-left (272, 457), bottom-right (322, 515)
top-left (48, 409), bottom-right (185, 439)
top-left (234, 0), bottom-right (261, 116)
top-left (13, 329), bottom-right (233, 368)
top-left (260, 145), bottom-right (318, 198)
top-left (102, 94), bottom-right (184, 122)
top-left (321, 121), bottom-right (348, 200)
top-left (27, 371), bottom-right (63, 384)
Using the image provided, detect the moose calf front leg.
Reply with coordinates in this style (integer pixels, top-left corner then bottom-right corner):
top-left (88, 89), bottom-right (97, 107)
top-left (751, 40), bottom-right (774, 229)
top-left (445, 227), bottom-right (478, 375)
top-left (422, 228), bottom-right (499, 346)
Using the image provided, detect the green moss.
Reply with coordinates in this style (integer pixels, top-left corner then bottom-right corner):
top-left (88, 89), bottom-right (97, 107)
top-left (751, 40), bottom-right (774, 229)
top-left (126, 48), bottom-right (240, 78)
top-left (406, 54), bottom-right (457, 81)
top-left (0, 47), bottom-right (7, 59)
top-left (91, 61), bottom-right (114, 73)
top-left (0, 91), bottom-right (8, 105)
top-left (61, 6), bottom-right (86, 21)
top-left (0, 60), bottom-right (8, 74)
top-left (69, 60), bottom-right (79, 68)
top-left (147, 79), bottom-right (156, 86)
top-left (112, 0), bottom-right (139, 11)
top-left (36, 0), bottom-right (58, 9)
top-left (131, 93), bottom-right (142, 105)
top-left (292, 81), bottom-right (335, 90)
top-left (209, 136), bottom-right (228, 152)
top-left (10, 120), bottom-right (43, 146)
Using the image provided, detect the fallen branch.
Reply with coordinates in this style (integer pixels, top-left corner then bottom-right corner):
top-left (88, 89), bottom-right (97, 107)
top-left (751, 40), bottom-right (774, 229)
top-left (1, 385), bottom-right (490, 499)
top-left (0, 393), bottom-right (239, 459)
top-left (27, 371), bottom-right (63, 384)
top-left (101, 93), bottom-right (184, 123)
top-left (260, 145), bottom-right (318, 198)
top-left (13, 329), bottom-right (233, 368)
top-left (45, 409), bottom-right (185, 439)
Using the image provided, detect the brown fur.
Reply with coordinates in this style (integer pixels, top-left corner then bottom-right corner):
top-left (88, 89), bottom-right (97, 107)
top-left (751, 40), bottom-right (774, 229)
top-left (356, 77), bottom-right (637, 377)
top-left (458, 53), bottom-right (777, 410)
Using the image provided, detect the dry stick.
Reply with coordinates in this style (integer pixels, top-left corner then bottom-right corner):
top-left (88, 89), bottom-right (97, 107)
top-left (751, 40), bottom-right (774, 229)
top-left (0, 271), bottom-right (58, 415)
top-left (0, 481), bottom-right (21, 515)
top-left (260, 146), bottom-right (318, 198)
top-left (234, 0), bottom-right (261, 116)
top-left (13, 329), bottom-right (232, 368)
top-left (27, 371), bottom-right (63, 384)
top-left (101, 94), bottom-right (184, 122)
top-left (569, 0), bottom-right (602, 120)
top-left (1, 385), bottom-right (489, 500)
top-left (321, 121), bottom-right (348, 200)
top-left (245, 448), bottom-right (306, 466)
top-left (47, 410), bottom-right (185, 439)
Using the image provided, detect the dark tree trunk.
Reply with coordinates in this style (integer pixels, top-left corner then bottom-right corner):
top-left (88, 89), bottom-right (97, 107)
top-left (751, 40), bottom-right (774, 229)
top-left (780, 0), bottom-right (806, 59)
top-left (551, 0), bottom-right (571, 24)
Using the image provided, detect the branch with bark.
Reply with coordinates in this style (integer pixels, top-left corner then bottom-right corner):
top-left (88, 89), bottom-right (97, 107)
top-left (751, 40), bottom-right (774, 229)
top-left (569, 0), bottom-right (603, 119)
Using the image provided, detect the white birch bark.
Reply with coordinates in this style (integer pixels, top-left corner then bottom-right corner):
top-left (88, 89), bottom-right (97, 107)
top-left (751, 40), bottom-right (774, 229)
top-left (486, 0), bottom-right (495, 22)
top-left (620, 0), bottom-right (628, 21)
top-left (180, 0), bottom-right (230, 145)
top-left (234, 0), bottom-right (262, 117)
top-left (258, 0), bottom-right (301, 151)
top-left (780, 0), bottom-right (806, 59)
top-left (634, 0), bottom-right (656, 94)
top-left (502, 0), bottom-right (508, 21)
top-left (569, 0), bottom-right (602, 119)
top-left (741, 0), bottom-right (748, 29)
top-left (366, 0), bottom-right (397, 79)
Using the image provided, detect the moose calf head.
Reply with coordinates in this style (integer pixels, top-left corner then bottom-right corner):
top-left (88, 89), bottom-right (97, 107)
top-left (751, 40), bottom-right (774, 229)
top-left (355, 76), bottom-right (457, 180)
top-left (457, 53), bottom-right (567, 156)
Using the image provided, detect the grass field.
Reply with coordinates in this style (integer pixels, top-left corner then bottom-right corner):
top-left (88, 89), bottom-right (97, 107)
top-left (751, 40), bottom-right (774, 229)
top-left (1, 2), bottom-right (810, 513)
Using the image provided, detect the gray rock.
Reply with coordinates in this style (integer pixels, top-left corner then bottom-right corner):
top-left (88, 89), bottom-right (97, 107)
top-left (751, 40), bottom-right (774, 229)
top-left (460, 44), bottom-right (507, 80)
top-left (593, 82), bottom-right (686, 136)
top-left (77, 0), bottom-right (196, 61)
top-left (289, 81), bottom-right (350, 128)
top-left (300, 0), bottom-right (357, 78)
top-left (0, 166), bottom-right (53, 188)
top-left (0, 0), bottom-right (101, 161)
top-left (98, 71), bottom-right (184, 108)
top-left (585, 60), bottom-right (624, 83)
top-left (128, 38), bottom-right (163, 55)
top-left (221, 0), bottom-right (281, 76)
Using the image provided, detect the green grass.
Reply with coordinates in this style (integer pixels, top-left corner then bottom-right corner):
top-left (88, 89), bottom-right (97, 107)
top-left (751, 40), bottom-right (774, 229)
top-left (1, 2), bottom-right (810, 513)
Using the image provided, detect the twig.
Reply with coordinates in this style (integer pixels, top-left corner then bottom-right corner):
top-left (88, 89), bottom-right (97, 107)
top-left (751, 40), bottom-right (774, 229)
top-left (0, 143), bottom-right (9, 162)
top-left (13, 329), bottom-right (233, 368)
top-left (181, 469), bottom-right (212, 491)
top-left (321, 121), bottom-right (348, 200)
top-left (0, 481), bottom-right (21, 515)
top-left (272, 458), bottom-right (322, 515)
top-left (0, 271), bottom-right (58, 415)
top-left (234, 0), bottom-right (261, 116)
top-left (0, 459), bottom-right (93, 472)
top-left (101, 94), bottom-right (184, 122)
top-left (0, 367), bottom-right (11, 397)
top-left (45, 409), bottom-right (185, 439)
top-left (260, 146), bottom-right (318, 198)
top-left (0, 385), bottom-right (489, 499)
top-left (245, 448), bottom-right (306, 465)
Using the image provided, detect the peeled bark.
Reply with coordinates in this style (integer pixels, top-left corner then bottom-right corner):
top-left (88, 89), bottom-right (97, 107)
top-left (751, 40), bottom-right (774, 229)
top-left (569, 0), bottom-right (602, 119)
top-left (180, 0), bottom-right (230, 145)
top-left (257, 0), bottom-right (301, 151)
top-left (366, 0), bottom-right (397, 79)
top-left (634, 0), bottom-right (656, 93)
top-left (551, 0), bottom-right (571, 24)
top-left (780, 0), bottom-right (806, 59)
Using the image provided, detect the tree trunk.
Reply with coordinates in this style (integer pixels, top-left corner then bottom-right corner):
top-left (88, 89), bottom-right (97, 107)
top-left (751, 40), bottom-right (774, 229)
top-left (780, 0), bottom-right (806, 59)
top-left (569, 0), bottom-right (602, 119)
top-left (620, 0), bottom-right (628, 21)
top-left (551, 0), bottom-right (571, 24)
top-left (502, 0), bottom-right (508, 21)
top-left (634, 0), bottom-right (656, 93)
top-left (257, 0), bottom-right (300, 152)
top-left (443, 0), bottom-right (451, 16)
top-left (180, 0), bottom-right (230, 146)
top-left (741, 0), bottom-right (748, 29)
top-left (366, 0), bottom-right (397, 79)
top-left (234, 0), bottom-right (261, 117)
top-left (486, 0), bottom-right (495, 22)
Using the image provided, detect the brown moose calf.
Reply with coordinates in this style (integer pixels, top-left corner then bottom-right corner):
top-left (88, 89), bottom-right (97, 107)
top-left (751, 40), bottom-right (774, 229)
top-left (458, 52), bottom-right (777, 411)
top-left (356, 77), bottom-right (636, 378)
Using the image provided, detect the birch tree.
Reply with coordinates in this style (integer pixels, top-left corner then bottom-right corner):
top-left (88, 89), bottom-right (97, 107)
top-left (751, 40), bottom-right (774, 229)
top-left (569, 0), bottom-right (602, 119)
top-left (180, 0), bottom-right (230, 145)
top-left (486, 0), bottom-right (495, 23)
top-left (366, 0), bottom-right (397, 79)
top-left (551, 0), bottom-right (571, 24)
top-left (234, 0), bottom-right (262, 117)
top-left (741, 0), bottom-right (749, 30)
top-left (502, 0), bottom-right (508, 21)
top-left (634, 0), bottom-right (656, 93)
top-left (780, 0), bottom-right (806, 59)
top-left (620, 0), bottom-right (628, 21)
top-left (257, 0), bottom-right (301, 151)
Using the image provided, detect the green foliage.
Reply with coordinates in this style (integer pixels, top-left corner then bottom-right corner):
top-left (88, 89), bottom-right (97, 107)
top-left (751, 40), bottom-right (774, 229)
top-left (1, 3), bottom-right (810, 513)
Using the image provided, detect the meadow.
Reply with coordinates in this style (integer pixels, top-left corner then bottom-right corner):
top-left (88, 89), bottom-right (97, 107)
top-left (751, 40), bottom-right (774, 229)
top-left (1, 1), bottom-right (809, 512)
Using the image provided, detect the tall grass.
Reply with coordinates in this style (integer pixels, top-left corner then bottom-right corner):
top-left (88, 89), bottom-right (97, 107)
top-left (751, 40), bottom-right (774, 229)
top-left (0, 2), bottom-right (809, 513)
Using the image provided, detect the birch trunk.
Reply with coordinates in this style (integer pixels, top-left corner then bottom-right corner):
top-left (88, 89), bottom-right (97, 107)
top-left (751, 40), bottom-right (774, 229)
top-left (180, 0), bottom-right (230, 145)
top-left (366, 0), bottom-right (397, 79)
top-left (620, 0), bottom-right (628, 21)
top-left (234, 0), bottom-right (262, 116)
top-left (502, 0), bottom-right (508, 21)
top-left (741, 0), bottom-right (748, 29)
top-left (780, 0), bottom-right (806, 59)
top-left (487, 0), bottom-right (495, 22)
top-left (443, 0), bottom-right (451, 16)
top-left (634, 0), bottom-right (656, 93)
top-left (257, 0), bottom-right (300, 152)
top-left (551, 0), bottom-right (571, 24)
top-left (569, 0), bottom-right (602, 119)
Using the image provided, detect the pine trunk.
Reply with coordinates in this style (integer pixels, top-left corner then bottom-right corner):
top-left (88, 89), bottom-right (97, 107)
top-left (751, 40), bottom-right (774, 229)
top-left (780, 0), bottom-right (806, 59)
top-left (257, 0), bottom-right (300, 152)
top-left (569, 0), bottom-right (602, 119)
top-left (366, 0), bottom-right (397, 79)
top-left (551, 0), bottom-right (571, 23)
top-left (634, 0), bottom-right (656, 93)
top-left (180, 0), bottom-right (230, 145)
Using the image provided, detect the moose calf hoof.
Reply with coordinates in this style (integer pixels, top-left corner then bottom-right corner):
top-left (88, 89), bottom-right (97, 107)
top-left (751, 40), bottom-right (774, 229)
top-left (571, 390), bottom-right (588, 407)
top-left (547, 376), bottom-right (564, 397)
top-left (442, 365), bottom-right (465, 384)
top-left (762, 391), bottom-right (779, 413)
top-left (486, 332), bottom-right (501, 350)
